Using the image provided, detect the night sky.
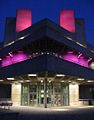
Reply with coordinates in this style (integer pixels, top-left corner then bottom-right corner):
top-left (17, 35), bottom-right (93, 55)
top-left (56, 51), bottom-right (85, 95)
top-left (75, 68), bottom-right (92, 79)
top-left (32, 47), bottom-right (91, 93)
top-left (0, 0), bottom-right (94, 45)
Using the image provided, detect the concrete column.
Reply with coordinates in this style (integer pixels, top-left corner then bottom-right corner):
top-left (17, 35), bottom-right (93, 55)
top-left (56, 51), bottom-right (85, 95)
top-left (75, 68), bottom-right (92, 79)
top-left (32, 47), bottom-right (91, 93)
top-left (11, 83), bottom-right (21, 106)
top-left (69, 83), bottom-right (79, 106)
top-left (44, 78), bottom-right (47, 108)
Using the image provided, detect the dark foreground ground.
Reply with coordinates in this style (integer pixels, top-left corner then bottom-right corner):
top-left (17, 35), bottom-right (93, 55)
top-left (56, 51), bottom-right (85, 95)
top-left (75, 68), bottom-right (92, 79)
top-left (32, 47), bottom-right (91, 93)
top-left (0, 106), bottom-right (94, 120)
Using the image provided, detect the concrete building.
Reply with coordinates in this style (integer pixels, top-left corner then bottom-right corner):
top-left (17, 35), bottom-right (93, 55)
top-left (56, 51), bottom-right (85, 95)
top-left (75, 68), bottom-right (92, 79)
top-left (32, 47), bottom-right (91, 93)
top-left (0, 9), bottom-right (94, 108)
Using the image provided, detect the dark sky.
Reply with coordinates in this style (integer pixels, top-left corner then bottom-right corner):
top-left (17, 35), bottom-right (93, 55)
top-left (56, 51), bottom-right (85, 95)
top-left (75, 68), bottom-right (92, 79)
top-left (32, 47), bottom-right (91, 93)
top-left (0, 0), bottom-right (94, 45)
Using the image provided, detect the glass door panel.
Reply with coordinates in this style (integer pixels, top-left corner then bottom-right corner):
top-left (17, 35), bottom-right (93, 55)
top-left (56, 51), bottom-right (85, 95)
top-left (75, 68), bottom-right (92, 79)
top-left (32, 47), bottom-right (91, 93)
top-left (21, 84), bottom-right (29, 105)
top-left (29, 85), bottom-right (37, 106)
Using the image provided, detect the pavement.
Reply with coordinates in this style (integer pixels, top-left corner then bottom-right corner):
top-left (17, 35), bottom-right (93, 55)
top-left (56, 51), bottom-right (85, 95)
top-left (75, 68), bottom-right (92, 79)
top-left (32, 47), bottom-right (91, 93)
top-left (1, 106), bottom-right (94, 120)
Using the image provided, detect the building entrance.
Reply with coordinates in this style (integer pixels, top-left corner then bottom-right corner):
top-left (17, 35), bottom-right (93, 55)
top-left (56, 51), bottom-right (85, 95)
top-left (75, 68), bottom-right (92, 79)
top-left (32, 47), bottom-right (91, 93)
top-left (21, 82), bottom-right (69, 107)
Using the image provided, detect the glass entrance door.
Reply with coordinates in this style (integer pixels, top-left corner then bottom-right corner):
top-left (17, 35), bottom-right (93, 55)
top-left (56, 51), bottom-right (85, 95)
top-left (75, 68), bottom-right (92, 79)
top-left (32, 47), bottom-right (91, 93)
top-left (53, 83), bottom-right (69, 107)
top-left (38, 82), bottom-right (52, 107)
top-left (21, 82), bottom-right (69, 107)
top-left (29, 85), bottom-right (37, 106)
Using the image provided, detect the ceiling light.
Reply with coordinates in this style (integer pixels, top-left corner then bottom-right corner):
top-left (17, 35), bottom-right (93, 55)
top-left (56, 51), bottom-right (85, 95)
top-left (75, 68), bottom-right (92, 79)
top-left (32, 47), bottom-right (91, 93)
top-left (87, 80), bottom-right (93, 82)
top-left (0, 80), bottom-right (3, 82)
top-left (28, 74), bottom-right (37, 77)
top-left (47, 52), bottom-right (50, 55)
top-left (61, 80), bottom-right (65, 82)
top-left (20, 80), bottom-right (24, 83)
top-left (7, 78), bottom-right (15, 80)
top-left (56, 74), bottom-right (65, 77)
top-left (77, 78), bottom-right (84, 81)
top-left (41, 80), bottom-right (43, 83)
top-left (49, 81), bottom-right (51, 83)
top-left (26, 80), bottom-right (30, 82)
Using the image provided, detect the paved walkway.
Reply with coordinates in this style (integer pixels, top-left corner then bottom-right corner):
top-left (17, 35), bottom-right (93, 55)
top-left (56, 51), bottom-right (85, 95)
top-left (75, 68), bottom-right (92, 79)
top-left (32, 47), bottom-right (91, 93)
top-left (1, 106), bottom-right (94, 120)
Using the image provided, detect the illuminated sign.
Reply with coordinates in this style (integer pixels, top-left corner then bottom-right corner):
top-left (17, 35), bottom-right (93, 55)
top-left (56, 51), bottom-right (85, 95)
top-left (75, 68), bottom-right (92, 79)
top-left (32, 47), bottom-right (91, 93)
top-left (16, 9), bottom-right (32, 32)
top-left (60, 10), bottom-right (75, 32)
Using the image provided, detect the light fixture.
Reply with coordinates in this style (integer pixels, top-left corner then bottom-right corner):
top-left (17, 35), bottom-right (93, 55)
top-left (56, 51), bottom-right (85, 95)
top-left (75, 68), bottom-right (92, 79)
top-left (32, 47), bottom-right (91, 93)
top-left (28, 74), bottom-right (37, 77)
top-left (7, 78), bottom-right (15, 80)
top-left (56, 74), bottom-right (65, 77)
top-left (8, 52), bottom-right (13, 57)
top-left (41, 80), bottom-right (43, 83)
top-left (0, 80), bottom-right (3, 82)
top-left (64, 36), bottom-right (73, 41)
top-left (26, 80), bottom-right (30, 82)
top-left (61, 80), bottom-right (65, 82)
top-left (49, 81), bottom-right (51, 83)
top-left (35, 52), bottom-right (38, 55)
top-left (87, 80), bottom-right (93, 82)
top-left (20, 80), bottom-right (24, 83)
top-left (19, 36), bottom-right (25, 40)
top-left (78, 53), bottom-right (82, 58)
top-left (88, 58), bottom-right (92, 62)
top-left (77, 78), bottom-right (84, 81)
top-left (41, 52), bottom-right (44, 55)
top-left (47, 52), bottom-right (50, 55)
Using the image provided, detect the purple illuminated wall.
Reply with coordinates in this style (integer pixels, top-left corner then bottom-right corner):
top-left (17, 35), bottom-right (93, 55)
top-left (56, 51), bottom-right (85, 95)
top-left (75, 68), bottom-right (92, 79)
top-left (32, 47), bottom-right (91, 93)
top-left (12, 51), bottom-right (28, 64)
top-left (2, 56), bottom-right (12, 67)
top-left (1, 52), bottom-right (29, 67)
top-left (78, 56), bottom-right (88, 67)
top-left (63, 51), bottom-right (88, 67)
top-left (63, 52), bottom-right (78, 64)
top-left (60, 10), bottom-right (75, 32)
top-left (16, 9), bottom-right (32, 32)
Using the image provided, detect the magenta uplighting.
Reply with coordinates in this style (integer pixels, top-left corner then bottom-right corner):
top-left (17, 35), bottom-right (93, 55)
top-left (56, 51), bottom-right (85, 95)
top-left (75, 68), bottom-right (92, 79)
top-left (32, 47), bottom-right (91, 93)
top-left (60, 10), bottom-right (75, 32)
top-left (2, 56), bottom-right (12, 67)
top-left (78, 56), bottom-right (88, 67)
top-left (12, 51), bottom-right (29, 64)
top-left (16, 9), bottom-right (32, 32)
top-left (1, 52), bottom-right (29, 67)
top-left (63, 51), bottom-right (78, 64)
top-left (63, 51), bottom-right (88, 67)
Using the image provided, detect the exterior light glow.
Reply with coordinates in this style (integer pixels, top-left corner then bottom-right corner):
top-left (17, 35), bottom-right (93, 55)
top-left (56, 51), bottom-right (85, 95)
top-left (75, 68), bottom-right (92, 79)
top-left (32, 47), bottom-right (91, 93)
top-left (88, 58), bottom-right (92, 62)
top-left (56, 74), bottom-right (65, 77)
top-left (19, 36), bottom-right (25, 40)
top-left (20, 80), bottom-right (24, 83)
top-left (87, 80), bottom-right (94, 82)
top-left (60, 10), bottom-right (75, 32)
top-left (28, 74), bottom-right (37, 77)
top-left (76, 42), bottom-right (85, 47)
top-left (41, 80), bottom-right (43, 83)
top-left (61, 80), bottom-right (65, 82)
top-left (26, 80), bottom-right (30, 82)
top-left (77, 78), bottom-right (84, 81)
top-left (16, 9), bottom-right (32, 32)
top-left (47, 52), bottom-right (50, 55)
top-left (64, 36), bottom-right (73, 41)
top-left (9, 52), bottom-right (13, 57)
top-left (78, 53), bottom-right (82, 58)
top-left (7, 78), bottom-right (15, 80)
top-left (41, 52), bottom-right (44, 55)
top-left (49, 81), bottom-right (51, 83)
top-left (0, 80), bottom-right (3, 82)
